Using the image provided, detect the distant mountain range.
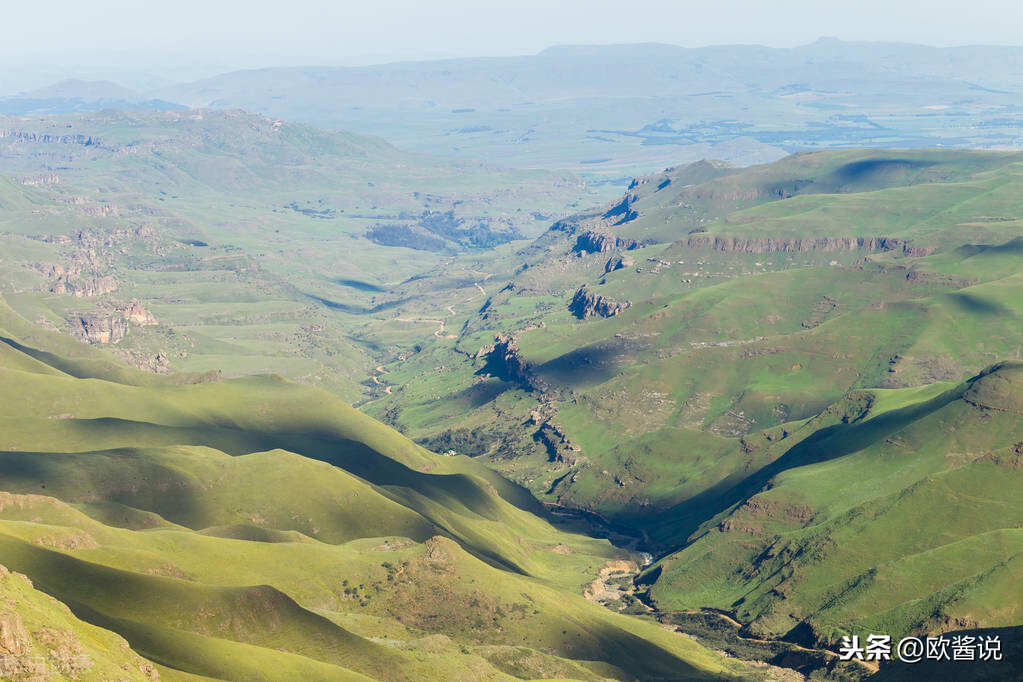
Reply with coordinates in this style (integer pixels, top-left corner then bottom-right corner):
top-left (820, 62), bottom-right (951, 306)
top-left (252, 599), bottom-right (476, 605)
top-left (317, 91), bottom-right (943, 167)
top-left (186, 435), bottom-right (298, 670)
top-left (0, 79), bottom-right (185, 116)
top-left (7, 39), bottom-right (1023, 177)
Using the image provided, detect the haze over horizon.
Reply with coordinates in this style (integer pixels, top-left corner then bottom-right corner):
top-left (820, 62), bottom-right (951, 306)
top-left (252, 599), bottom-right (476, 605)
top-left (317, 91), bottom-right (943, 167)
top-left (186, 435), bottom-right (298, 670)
top-left (5, 0), bottom-right (1023, 93)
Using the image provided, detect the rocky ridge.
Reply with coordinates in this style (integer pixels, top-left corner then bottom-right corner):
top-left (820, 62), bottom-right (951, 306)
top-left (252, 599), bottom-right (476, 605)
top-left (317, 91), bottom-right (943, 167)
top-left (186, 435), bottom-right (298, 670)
top-left (569, 285), bottom-right (631, 320)
top-left (680, 234), bottom-right (935, 255)
top-left (572, 231), bottom-right (640, 254)
top-left (69, 300), bottom-right (157, 344)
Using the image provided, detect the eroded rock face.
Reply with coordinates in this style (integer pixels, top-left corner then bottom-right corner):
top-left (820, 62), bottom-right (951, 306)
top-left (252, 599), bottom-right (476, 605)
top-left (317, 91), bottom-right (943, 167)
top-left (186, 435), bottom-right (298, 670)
top-left (573, 231), bottom-right (639, 254)
top-left (68, 300), bottom-right (157, 344)
top-left (35, 262), bottom-right (118, 297)
top-left (569, 285), bottom-right (631, 320)
top-left (53, 274), bottom-right (118, 297)
top-left (477, 334), bottom-right (550, 393)
top-left (0, 609), bottom-right (28, 655)
top-left (534, 421), bottom-right (581, 465)
top-left (604, 254), bottom-right (635, 273)
top-left (69, 313), bottom-right (128, 344)
top-left (481, 334), bottom-right (531, 385)
top-left (121, 300), bottom-right (157, 326)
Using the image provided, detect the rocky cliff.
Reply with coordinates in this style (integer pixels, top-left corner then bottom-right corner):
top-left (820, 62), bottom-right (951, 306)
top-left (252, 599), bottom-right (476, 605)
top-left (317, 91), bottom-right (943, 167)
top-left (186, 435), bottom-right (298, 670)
top-left (569, 286), bottom-right (631, 320)
top-left (573, 231), bottom-right (639, 254)
top-left (477, 334), bottom-right (550, 393)
top-left (69, 313), bottom-right (129, 344)
top-left (39, 262), bottom-right (118, 297)
top-left (121, 300), bottom-right (157, 326)
top-left (69, 300), bottom-right (157, 344)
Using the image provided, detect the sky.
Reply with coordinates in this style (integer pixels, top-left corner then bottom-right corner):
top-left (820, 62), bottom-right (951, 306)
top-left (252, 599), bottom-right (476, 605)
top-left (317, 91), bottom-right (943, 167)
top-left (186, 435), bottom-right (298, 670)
top-left (4, 0), bottom-right (1023, 92)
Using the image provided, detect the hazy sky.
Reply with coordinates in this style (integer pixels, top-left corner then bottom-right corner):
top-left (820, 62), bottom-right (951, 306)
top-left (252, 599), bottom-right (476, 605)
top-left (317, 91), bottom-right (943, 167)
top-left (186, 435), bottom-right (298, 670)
top-left (5, 0), bottom-right (1023, 91)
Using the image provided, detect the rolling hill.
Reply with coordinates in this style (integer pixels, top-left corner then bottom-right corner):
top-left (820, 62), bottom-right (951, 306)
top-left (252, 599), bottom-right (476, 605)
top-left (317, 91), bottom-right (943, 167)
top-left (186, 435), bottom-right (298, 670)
top-left (0, 293), bottom-right (765, 681)
top-left (360, 148), bottom-right (1023, 674)
top-left (3, 103), bottom-right (1023, 678)
top-left (0, 108), bottom-right (592, 404)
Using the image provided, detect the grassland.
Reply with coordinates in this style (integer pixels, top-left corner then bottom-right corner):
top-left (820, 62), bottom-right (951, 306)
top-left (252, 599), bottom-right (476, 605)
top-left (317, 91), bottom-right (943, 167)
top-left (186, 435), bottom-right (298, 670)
top-left (3, 106), bottom-right (1023, 679)
top-left (0, 292), bottom-right (766, 681)
top-left (0, 109), bottom-right (597, 404)
top-left (363, 150), bottom-right (1023, 675)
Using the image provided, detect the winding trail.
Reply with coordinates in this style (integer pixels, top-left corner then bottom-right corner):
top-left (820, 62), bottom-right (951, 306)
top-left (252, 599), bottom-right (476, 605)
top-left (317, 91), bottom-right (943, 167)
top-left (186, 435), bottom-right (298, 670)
top-left (371, 364), bottom-right (392, 394)
top-left (390, 316), bottom-right (456, 339)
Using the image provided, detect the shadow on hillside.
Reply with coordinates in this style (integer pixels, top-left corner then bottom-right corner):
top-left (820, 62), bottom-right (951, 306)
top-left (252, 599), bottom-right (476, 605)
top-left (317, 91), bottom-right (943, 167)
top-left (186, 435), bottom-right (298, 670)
top-left (305, 293), bottom-right (407, 314)
top-left (535, 345), bottom-right (621, 388)
top-left (0, 417), bottom-right (530, 575)
top-left (649, 382), bottom-right (967, 554)
top-left (450, 376), bottom-right (514, 408)
top-left (832, 158), bottom-right (936, 186)
top-left (0, 335), bottom-right (126, 382)
top-left (945, 292), bottom-right (1015, 317)
top-left (333, 278), bottom-right (386, 292)
top-left (976, 236), bottom-right (1023, 254)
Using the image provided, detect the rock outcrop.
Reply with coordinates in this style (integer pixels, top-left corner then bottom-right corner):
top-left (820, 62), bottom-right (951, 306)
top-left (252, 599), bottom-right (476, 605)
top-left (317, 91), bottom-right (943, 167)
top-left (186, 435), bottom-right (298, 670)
top-left (36, 262), bottom-right (118, 297)
top-left (602, 194), bottom-right (639, 225)
top-left (573, 231), bottom-right (639, 254)
top-left (69, 300), bottom-right (157, 344)
top-left (53, 273), bottom-right (118, 297)
top-left (477, 334), bottom-right (549, 393)
top-left (604, 254), bottom-right (635, 273)
top-left (69, 313), bottom-right (129, 344)
top-left (533, 421), bottom-right (581, 465)
top-left (681, 234), bottom-right (909, 253)
top-left (121, 300), bottom-right (157, 326)
top-left (480, 334), bottom-right (530, 384)
top-left (569, 286), bottom-right (631, 320)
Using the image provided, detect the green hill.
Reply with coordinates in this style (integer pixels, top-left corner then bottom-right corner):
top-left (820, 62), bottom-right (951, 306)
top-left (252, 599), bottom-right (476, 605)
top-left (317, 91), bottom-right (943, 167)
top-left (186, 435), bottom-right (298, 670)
top-left (0, 294), bottom-right (758, 681)
top-left (362, 149), bottom-right (1023, 674)
top-left (373, 149), bottom-right (1023, 518)
top-left (651, 364), bottom-right (1023, 647)
top-left (0, 109), bottom-right (592, 404)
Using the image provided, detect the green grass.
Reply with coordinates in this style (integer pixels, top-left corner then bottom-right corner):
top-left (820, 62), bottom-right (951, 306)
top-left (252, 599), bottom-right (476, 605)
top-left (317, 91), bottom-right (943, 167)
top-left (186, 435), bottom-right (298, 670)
top-left (650, 365), bottom-right (1023, 650)
top-left (0, 295), bottom-right (758, 681)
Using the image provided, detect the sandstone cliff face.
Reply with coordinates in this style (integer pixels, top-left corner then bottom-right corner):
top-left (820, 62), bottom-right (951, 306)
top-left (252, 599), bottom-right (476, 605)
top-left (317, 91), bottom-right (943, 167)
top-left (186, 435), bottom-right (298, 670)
top-left (51, 273), bottom-right (118, 297)
top-left (573, 231), bottom-right (639, 254)
top-left (0, 130), bottom-right (99, 146)
top-left (121, 300), bottom-right (157, 326)
top-left (569, 286), bottom-right (631, 320)
top-left (69, 313), bottom-right (129, 344)
top-left (36, 261), bottom-right (118, 297)
top-left (69, 300), bottom-right (157, 344)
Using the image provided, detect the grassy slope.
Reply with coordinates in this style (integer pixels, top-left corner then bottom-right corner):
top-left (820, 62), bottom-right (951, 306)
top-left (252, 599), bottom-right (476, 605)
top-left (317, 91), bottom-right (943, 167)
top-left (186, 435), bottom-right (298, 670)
top-left (360, 150), bottom-right (1023, 672)
top-left (0, 296), bottom-right (755, 681)
top-left (0, 562), bottom-right (161, 681)
top-left (0, 109), bottom-right (592, 403)
top-left (373, 150), bottom-right (1023, 516)
top-left (651, 365), bottom-right (1023, 649)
